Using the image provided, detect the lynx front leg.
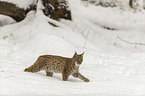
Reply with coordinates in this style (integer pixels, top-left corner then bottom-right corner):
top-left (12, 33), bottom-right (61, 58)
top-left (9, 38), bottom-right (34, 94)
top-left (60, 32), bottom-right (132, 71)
top-left (46, 71), bottom-right (53, 77)
top-left (62, 74), bottom-right (69, 81)
top-left (62, 71), bottom-right (71, 81)
top-left (72, 72), bottom-right (90, 82)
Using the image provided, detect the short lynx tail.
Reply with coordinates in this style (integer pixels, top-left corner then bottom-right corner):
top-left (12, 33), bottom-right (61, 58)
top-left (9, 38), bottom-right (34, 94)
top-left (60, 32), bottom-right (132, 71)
top-left (24, 68), bottom-right (29, 72)
top-left (24, 64), bottom-right (40, 73)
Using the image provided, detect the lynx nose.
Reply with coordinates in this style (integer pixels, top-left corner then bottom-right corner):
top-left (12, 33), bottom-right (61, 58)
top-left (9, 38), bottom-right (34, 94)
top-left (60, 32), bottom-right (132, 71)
top-left (75, 62), bottom-right (81, 66)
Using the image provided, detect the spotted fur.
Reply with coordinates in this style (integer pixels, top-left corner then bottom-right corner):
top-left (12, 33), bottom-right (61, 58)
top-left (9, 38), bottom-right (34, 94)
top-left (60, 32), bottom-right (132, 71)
top-left (24, 52), bottom-right (90, 82)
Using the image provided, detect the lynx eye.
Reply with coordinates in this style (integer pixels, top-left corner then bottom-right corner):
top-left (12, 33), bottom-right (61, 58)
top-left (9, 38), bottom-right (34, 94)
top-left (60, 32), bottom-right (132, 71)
top-left (76, 56), bottom-right (83, 64)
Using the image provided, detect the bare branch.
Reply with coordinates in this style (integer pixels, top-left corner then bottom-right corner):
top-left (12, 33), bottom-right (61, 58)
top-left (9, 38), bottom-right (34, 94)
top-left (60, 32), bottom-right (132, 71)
top-left (118, 36), bottom-right (145, 45)
top-left (84, 29), bottom-right (89, 48)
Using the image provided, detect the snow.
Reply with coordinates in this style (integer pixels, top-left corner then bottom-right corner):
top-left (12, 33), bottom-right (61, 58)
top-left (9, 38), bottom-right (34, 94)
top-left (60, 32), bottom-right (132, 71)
top-left (0, 15), bottom-right (15, 27)
top-left (0, 0), bottom-right (145, 96)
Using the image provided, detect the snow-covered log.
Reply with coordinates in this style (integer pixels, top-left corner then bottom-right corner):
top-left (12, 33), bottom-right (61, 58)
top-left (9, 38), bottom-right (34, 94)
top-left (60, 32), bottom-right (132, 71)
top-left (0, 1), bottom-right (26, 22)
top-left (0, 1), bottom-right (37, 22)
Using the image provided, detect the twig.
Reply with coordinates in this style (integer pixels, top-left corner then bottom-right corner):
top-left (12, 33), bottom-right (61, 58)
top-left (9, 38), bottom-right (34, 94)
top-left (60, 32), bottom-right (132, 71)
top-left (84, 29), bottom-right (89, 48)
top-left (118, 36), bottom-right (145, 45)
top-left (72, 23), bottom-right (79, 32)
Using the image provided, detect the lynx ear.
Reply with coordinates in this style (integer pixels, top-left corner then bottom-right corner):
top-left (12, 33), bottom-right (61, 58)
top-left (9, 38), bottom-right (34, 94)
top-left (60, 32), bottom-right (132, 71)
top-left (81, 52), bottom-right (84, 56)
top-left (73, 51), bottom-right (77, 58)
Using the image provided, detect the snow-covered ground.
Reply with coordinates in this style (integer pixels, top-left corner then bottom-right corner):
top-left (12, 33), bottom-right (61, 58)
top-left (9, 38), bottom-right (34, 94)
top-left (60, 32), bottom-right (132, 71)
top-left (1, 0), bottom-right (145, 96)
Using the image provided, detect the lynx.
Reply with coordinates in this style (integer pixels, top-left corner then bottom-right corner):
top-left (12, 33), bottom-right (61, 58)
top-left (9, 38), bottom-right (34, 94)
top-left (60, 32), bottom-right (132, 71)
top-left (24, 52), bottom-right (90, 82)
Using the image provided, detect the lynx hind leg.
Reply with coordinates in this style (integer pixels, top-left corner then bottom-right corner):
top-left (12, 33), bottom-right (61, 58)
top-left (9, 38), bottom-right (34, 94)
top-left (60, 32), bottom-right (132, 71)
top-left (72, 72), bottom-right (90, 82)
top-left (46, 71), bottom-right (53, 77)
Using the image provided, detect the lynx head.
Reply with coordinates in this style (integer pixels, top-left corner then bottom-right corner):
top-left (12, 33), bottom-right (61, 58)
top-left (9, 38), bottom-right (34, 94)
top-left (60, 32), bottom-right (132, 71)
top-left (73, 52), bottom-right (84, 66)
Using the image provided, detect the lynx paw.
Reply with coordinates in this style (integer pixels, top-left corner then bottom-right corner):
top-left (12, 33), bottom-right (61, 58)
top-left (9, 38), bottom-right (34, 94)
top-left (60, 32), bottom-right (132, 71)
top-left (84, 78), bottom-right (90, 82)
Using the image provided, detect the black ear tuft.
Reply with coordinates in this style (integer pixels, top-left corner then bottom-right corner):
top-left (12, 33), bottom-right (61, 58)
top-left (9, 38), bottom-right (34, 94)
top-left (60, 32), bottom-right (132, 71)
top-left (73, 51), bottom-right (77, 58)
top-left (82, 52), bottom-right (84, 55)
top-left (81, 52), bottom-right (84, 56)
